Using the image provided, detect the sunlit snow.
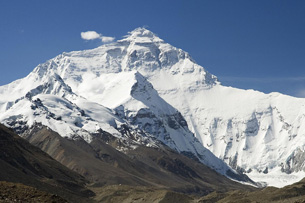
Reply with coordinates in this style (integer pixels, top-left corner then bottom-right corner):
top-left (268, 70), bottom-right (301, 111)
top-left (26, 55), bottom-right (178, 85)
top-left (1, 28), bottom-right (305, 187)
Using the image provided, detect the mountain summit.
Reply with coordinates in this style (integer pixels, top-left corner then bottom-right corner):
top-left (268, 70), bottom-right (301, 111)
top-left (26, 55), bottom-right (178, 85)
top-left (1, 28), bottom-right (305, 187)
top-left (120, 27), bottom-right (164, 43)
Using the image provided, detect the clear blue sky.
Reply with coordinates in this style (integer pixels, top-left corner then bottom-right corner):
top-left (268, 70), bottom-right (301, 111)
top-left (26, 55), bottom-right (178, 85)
top-left (1, 0), bottom-right (305, 97)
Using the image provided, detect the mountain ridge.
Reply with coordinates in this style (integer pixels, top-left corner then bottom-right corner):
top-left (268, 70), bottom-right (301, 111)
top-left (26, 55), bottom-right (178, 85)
top-left (0, 123), bottom-right (94, 202)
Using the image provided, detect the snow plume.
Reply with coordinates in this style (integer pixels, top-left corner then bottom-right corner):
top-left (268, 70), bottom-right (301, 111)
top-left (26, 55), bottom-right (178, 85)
top-left (78, 72), bottom-right (105, 95)
top-left (81, 31), bottom-right (115, 43)
top-left (101, 36), bottom-right (115, 43)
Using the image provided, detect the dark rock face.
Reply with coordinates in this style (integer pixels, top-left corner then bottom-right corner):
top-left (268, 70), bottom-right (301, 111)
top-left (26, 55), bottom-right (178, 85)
top-left (156, 156), bottom-right (200, 179)
top-left (0, 124), bottom-right (94, 202)
top-left (3, 115), bottom-right (29, 134)
top-left (281, 148), bottom-right (305, 173)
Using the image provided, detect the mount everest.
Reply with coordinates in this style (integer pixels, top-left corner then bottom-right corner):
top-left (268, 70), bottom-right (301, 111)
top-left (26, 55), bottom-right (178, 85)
top-left (1, 28), bottom-right (305, 187)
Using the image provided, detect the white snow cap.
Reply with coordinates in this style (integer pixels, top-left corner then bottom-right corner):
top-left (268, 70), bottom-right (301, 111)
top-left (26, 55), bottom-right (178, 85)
top-left (120, 27), bottom-right (164, 43)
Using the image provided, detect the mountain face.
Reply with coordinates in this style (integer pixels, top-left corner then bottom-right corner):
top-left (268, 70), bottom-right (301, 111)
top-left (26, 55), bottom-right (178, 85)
top-left (1, 27), bottom-right (305, 187)
top-left (22, 123), bottom-right (254, 195)
top-left (0, 124), bottom-right (94, 202)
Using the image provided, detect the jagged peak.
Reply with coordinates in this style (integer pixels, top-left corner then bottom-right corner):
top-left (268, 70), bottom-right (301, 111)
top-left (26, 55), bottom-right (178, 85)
top-left (24, 72), bottom-right (73, 100)
top-left (120, 27), bottom-right (163, 43)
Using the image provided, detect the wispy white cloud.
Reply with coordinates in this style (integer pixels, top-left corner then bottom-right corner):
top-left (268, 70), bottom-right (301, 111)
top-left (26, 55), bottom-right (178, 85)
top-left (81, 31), bottom-right (101, 40)
top-left (80, 31), bottom-right (115, 43)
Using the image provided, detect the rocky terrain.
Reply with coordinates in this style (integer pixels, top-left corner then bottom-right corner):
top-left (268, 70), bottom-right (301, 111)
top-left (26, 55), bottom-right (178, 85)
top-left (0, 124), bottom-right (94, 202)
top-left (0, 181), bottom-right (67, 203)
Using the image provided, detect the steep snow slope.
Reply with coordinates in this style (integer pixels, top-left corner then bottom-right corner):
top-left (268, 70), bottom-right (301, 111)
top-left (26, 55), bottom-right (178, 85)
top-left (0, 67), bottom-right (234, 177)
top-left (110, 71), bottom-right (231, 174)
top-left (0, 73), bottom-right (119, 142)
top-left (159, 84), bottom-right (305, 187)
top-left (1, 28), bottom-right (305, 186)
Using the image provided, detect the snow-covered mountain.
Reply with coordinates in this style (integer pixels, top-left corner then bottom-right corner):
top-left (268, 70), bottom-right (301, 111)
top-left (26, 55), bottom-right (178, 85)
top-left (1, 28), bottom-right (305, 187)
top-left (0, 28), bottom-right (237, 181)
